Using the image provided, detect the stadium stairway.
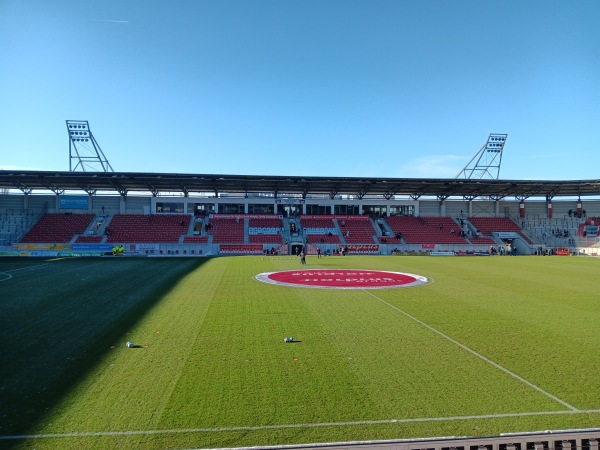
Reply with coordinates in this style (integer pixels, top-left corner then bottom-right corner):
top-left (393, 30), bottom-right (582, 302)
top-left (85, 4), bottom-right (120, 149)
top-left (178, 217), bottom-right (196, 243)
top-left (71, 214), bottom-right (105, 243)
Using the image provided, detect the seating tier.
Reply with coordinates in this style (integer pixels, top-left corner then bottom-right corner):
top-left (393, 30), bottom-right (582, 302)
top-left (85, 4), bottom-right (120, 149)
top-left (21, 213), bottom-right (95, 243)
top-left (385, 216), bottom-right (468, 244)
top-left (106, 214), bottom-right (190, 243)
top-left (75, 235), bottom-right (103, 243)
top-left (249, 234), bottom-right (282, 243)
top-left (337, 216), bottom-right (377, 243)
top-left (307, 233), bottom-right (341, 244)
top-left (468, 217), bottom-right (533, 244)
top-left (209, 217), bottom-right (245, 243)
top-left (183, 236), bottom-right (209, 243)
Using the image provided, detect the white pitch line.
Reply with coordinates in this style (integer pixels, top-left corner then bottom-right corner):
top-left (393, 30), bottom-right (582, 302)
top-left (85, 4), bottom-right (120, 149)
top-left (364, 290), bottom-right (579, 412)
top-left (5, 263), bottom-right (50, 273)
top-left (0, 272), bottom-right (11, 282)
top-left (0, 263), bottom-right (49, 282)
top-left (2, 409), bottom-right (600, 440)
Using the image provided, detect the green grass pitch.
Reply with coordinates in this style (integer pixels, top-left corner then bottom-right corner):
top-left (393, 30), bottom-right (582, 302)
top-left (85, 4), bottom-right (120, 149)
top-left (1, 255), bottom-right (599, 449)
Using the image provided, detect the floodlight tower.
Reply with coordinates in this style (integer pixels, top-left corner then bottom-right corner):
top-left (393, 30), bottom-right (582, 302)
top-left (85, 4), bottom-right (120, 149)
top-left (66, 120), bottom-right (114, 172)
top-left (455, 133), bottom-right (507, 179)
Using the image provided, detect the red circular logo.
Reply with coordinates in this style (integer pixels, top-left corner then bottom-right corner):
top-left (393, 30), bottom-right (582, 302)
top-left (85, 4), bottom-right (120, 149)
top-left (256, 269), bottom-right (427, 289)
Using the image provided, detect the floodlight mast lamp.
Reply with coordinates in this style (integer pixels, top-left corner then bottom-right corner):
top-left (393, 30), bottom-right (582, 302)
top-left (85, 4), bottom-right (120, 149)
top-left (455, 133), bottom-right (507, 180)
top-left (67, 120), bottom-right (114, 172)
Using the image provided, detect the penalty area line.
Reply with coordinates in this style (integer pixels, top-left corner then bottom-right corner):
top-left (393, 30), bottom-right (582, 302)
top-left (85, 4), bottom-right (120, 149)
top-left (364, 290), bottom-right (579, 412)
top-left (2, 409), bottom-right (599, 440)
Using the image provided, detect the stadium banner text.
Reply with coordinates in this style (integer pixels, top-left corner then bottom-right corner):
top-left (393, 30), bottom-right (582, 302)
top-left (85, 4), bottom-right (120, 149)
top-left (13, 243), bottom-right (72, 251)
top-left (59, 195), bottom-right (89, 209)
top-left (72, 244), bottom-right (114, 252)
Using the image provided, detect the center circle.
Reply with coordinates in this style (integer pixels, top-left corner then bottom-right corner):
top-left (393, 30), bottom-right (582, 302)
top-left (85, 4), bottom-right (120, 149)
top-left (255, 269), bottom-right (428, 289)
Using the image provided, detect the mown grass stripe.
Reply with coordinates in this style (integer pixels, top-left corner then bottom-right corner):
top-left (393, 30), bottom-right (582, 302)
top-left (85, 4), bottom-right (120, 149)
top-left (363, 290), bottom-right (579, 412)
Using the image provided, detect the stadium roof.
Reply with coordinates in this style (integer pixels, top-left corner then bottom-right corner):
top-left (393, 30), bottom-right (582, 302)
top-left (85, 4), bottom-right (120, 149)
top-left (1, 170), bottom-right (599, 200)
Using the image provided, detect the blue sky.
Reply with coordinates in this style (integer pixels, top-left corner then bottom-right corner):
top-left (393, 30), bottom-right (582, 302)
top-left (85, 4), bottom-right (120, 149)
top-left (1, 0), bottom-right (599, 180)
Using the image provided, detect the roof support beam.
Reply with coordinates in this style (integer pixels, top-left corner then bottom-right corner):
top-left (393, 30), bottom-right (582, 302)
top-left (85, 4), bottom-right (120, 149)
top-left (383, 188), bottom-right (397, 200)
top-left (45, 185), bottom-right (65, 195)
top-left (15, 181), bottom-right (32, 195)
top-left (144, 182), bottom-right (159, 197)
top-left (356, 185), bottom-right (371, 200)
top-left (110, 182), bottom-right (127, 197)
top-left (79, 185), bottom-right (97, 196)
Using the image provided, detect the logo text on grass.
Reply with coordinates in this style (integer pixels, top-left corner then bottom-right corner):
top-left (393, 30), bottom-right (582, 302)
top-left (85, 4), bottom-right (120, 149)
top-left (256, 269), bottom-right (428, 289)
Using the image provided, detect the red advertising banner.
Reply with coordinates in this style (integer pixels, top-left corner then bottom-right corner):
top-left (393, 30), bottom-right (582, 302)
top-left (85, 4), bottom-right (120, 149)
top-left (421, 243), bottom-right (435, 249)
top-left (344, 244), bottom-right (379, 253)
top-left (556, 247), bottom-right (569, 255)
top-left (303, 215), bottom-right (335, 219)
top-left (210, 214), bottom-right (281, 219)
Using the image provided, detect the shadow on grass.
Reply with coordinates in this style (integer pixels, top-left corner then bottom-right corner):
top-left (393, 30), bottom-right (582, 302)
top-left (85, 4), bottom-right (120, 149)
top-left (0, 256), bottom-right (210, 445)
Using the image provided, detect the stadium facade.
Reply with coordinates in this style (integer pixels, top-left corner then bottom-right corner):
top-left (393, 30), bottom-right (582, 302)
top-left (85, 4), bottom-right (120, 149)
top-left (1, 170), bottom-right (600, 257)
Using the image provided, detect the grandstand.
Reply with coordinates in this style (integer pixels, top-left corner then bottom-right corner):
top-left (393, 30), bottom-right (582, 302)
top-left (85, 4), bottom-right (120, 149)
top-left (1, 170), bottom-right (600, 256)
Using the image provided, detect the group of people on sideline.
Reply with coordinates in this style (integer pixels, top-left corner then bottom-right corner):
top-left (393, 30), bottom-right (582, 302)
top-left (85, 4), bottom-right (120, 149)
top-left (489, 245), bottom-right (517, 256)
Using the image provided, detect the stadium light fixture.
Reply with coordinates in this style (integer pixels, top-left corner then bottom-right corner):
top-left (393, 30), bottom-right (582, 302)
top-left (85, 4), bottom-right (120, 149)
top-left (455, 133), bottom-right (508, 180)
top-left (66, 120), bottom-right (114, 172)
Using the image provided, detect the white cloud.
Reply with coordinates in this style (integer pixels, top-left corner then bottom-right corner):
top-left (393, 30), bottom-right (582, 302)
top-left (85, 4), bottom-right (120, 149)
top-left (98, 19), bottom-right (130, 24)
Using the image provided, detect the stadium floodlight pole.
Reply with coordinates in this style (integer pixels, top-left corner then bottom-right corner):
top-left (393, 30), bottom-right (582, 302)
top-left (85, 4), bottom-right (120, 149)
top-left (66, 120), bottom-right (114, 172)
top-left (455, 133), bottom-right (507, 180)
